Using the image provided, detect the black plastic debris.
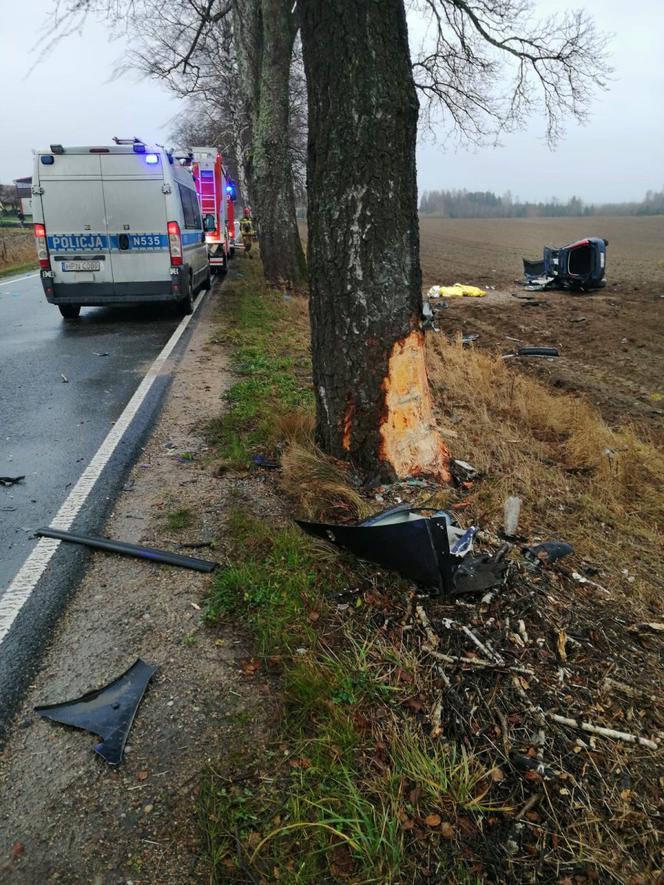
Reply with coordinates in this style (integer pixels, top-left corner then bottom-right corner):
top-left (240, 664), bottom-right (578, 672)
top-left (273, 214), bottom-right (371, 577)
top-left (0, 476), bottom-right (25, 487)
top-left (453, 546), bottom-right (509, 595)
top-left (36, 527), bottom-right (217, 572)
top-left (525, 540), bottom-right (574, 566)
top-left (296, 504), bottom-right (483, 594)
top-left (35, 659), bottom-right (156, 765)
top-left (517, 347), bottom-right (559, 358)
top-left (253, 454), bottom-right (280, 470)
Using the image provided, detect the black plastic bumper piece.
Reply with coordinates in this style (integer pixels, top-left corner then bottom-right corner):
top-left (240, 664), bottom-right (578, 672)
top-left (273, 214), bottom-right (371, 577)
top-left (36, 527), bottom-right (217, 572)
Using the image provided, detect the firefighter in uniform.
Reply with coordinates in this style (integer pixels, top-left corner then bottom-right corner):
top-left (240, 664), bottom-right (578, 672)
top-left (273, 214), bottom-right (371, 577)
top-left (239, 207), bottom-right (255, 254)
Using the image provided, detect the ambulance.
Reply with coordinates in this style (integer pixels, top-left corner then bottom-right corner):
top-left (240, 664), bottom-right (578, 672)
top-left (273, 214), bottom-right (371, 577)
top-left (32, 139), bottom-right (212, 319)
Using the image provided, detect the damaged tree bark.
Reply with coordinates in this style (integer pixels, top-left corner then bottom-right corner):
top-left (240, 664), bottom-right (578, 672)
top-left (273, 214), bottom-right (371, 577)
top-left (300, 0), bottom-right (449, 480)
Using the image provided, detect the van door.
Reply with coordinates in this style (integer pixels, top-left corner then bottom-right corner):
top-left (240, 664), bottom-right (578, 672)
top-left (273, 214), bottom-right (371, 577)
top-left (100, 153), bottom-right (170, 294)
top-left (176, 182), bottom-right (208, 285)
top-left (38, 153), bottom-right (114, 291)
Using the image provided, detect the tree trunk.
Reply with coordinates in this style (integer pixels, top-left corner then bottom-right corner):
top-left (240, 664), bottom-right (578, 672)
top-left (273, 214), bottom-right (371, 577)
top-left (232, 0), bottom-right (262, 203)
top-left (233, 0), bottom-right (307, 289)
top-left (300, 0), bottom-right (450, 481)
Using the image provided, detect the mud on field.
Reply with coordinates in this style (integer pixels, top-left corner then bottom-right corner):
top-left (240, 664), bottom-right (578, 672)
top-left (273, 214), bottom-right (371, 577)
top-left (420, 216), bottom-right (664, 434)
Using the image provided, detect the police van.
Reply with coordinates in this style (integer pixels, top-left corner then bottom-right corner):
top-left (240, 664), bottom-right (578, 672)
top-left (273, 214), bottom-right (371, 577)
top-left (32, 139), bottom-right (212, 319)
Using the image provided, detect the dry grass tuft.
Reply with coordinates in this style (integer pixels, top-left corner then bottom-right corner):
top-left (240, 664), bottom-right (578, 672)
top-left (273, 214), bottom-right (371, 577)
top-left (271, 409), bottom-right (315, 446)
top-left (0, 230), bottom-right (35, 273)
top-left (427, 335), bottom-right (664, 607)
top-left (280, 441), bottom-right (372, 522)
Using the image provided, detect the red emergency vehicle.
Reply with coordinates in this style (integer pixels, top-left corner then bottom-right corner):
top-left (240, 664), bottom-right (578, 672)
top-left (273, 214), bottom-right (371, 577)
top-left (191, 147), bottom-right (237, 273)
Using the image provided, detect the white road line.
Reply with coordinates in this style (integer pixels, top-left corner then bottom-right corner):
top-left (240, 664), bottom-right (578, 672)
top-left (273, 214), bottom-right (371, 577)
top-left (0, 272), bottom-right (39, 287)
top-left (0, 291), bottom-right (208, 645)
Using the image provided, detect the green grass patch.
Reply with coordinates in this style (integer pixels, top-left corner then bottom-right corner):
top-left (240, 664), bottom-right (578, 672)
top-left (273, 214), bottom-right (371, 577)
top-left (201, 258), bottom-right (494, 883)
top-left (166, 508), bottom-right (193, 530)
top-left (204, 261), bottom-right (313, 469)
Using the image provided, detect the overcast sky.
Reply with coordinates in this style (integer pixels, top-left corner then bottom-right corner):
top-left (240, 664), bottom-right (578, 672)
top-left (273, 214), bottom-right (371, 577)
top-left (1, 0), bottom-right (662, 204)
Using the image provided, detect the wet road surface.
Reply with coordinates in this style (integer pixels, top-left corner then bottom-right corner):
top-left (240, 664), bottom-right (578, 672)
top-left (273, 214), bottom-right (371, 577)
top-left (0, 272), bottom-right (182, 589)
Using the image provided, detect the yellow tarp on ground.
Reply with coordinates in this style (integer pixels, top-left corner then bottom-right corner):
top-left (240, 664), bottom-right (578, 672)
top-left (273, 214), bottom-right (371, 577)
top-left (427, 284), bottom-right (487, 298)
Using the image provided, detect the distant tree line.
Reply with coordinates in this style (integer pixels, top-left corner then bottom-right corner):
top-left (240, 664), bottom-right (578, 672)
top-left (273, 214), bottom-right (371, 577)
top-left (419, 188), bottom-right (664, 218)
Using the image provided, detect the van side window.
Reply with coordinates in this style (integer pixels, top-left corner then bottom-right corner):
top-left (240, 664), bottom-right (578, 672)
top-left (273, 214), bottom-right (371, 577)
top-left (178, 184), bottom-right (202, 230)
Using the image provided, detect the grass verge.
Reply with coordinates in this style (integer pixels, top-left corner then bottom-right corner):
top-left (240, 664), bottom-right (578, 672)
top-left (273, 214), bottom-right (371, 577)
top-left (200, 256), bottom-right (663, 883)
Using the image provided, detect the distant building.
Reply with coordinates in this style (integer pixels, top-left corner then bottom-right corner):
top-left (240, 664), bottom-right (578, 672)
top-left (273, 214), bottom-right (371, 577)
top-left (14, 176), bottom-right (32, 216)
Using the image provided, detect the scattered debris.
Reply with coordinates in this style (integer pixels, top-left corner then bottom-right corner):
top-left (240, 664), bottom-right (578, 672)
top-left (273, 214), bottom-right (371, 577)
top-left (517, 346), bottom-right (559, 358)
top-left (36, 527), bottom-right (217, 572)
top-left (522, 237), bottom-right (607, 291)
top-left (297, 504), bottom-right (481, 594)
top-left (93, 351), bottom-right (110, 357)
top-left (451, 459), bottom-right (478, 483)
top-left (252, 455), bottom-right (280, 470)
top-left (525, 540), bottom-right (574, 565)
top-left (520, 299), bottom-right (550, 308)
top-left (0, 476), bottom-right (25, 487)
top-left (427, 284), bottom-right (487, 299)
top-left (503, 496), bottom-right (522, 537)
top-left (461, 333), bottom-right (480, 345)
top-left (453, 546), bottom-right (509, 595)
top-left (34, 659), bottom-right (157, 765)
top-left (61, 374), bottom-right (68, 383)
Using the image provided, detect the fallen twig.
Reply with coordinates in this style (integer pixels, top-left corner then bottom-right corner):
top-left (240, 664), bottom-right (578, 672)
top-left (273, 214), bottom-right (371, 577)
top-left (515, 793), bottom-right (541, 820)
top-left (424, 645), bottom-right (534, 676)
top-left (416, 604), bottom-right (439, 648)
top-left (547, 713), bottom-right (658, 750)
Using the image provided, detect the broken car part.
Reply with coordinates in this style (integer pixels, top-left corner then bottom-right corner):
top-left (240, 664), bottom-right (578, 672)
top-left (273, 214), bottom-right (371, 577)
top-left (522, 237), bottom-right (607, 292)
top-left (296, 504), bottom-right (500, 595)
top-left (451, 459), bottom-right (479, 483)
top-left (517, 347), bottom-right (559, 358)
top-left (525, 540), bottom-right (574, 565)
top-left (0, 476), bottom-right (25, 487)
top-left (36, 527), bottom-right (217, 572)
top-left (35, 659), bottom-right (156, 765)
top-left (453, 547), bottom-right (509, 595)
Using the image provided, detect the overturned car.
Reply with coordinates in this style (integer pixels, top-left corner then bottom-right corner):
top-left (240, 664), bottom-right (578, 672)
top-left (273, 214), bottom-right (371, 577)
top-left (523, 237), bottom-right (607, 291)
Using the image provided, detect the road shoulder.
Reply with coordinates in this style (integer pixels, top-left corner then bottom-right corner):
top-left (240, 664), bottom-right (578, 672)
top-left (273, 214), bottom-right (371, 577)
top-left (0, 277), bottom-right (279, 883)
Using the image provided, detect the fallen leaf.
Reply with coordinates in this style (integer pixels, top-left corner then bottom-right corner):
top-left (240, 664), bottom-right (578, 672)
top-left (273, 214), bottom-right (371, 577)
top-left (424, 813), bottom-right (442, 827)
top-left (10, 842), bottom-right (24, 861)
top-left (556, 630), bottom-right (568, 662)
top-left (440, 821), bottom-right (455, 839)
top-left (136, 770), bottom-right (149, 781)
top-left (241, 658), bottom-right (261, 677)
top-left (190, 602), bottom-right (201, 611)
top-left (490, 766), bottom-right (505, 782)
top-left (307, 610), bottom-right (320, 622)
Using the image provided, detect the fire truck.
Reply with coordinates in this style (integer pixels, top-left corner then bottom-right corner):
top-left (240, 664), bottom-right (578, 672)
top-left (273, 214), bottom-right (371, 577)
top-left (191, 147), bottom-right (237, 274)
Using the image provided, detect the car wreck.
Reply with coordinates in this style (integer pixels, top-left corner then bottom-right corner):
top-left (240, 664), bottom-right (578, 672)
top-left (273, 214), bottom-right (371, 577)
top-left (523, 237), bottom-right (608, 291)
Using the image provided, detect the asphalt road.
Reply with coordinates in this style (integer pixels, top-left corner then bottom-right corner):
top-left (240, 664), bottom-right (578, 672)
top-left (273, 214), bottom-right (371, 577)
top-left (0, 272), bottom-right (183, 587)
top-left (0, 270), bottom-right (203, 733)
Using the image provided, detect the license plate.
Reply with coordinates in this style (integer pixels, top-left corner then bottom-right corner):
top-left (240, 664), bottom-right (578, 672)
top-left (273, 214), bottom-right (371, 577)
top-left (62, 261), bottom-right (100, 272)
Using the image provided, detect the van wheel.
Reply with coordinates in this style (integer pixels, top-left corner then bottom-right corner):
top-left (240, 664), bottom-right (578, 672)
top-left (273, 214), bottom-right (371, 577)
top-left (59, 305), bottom-right (81, 319)
top-left (178, 274), bottom-right (194, 315)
